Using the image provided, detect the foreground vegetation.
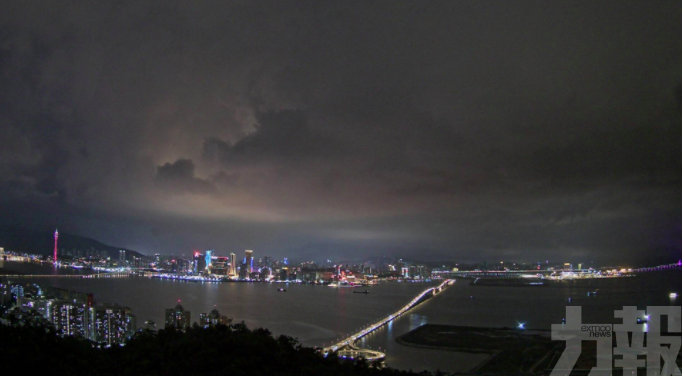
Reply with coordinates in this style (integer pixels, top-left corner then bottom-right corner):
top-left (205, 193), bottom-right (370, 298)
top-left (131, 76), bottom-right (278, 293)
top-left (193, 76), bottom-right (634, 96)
top-left (0, 323), bottom-right (415, 375)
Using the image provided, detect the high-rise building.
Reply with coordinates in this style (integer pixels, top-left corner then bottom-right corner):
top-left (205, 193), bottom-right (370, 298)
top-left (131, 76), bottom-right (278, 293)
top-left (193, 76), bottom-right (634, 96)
top-left (53, 229), bottom-right (59, 264)
top-left (144, 319), bottom-right (156, 331)
top-left (10, 284), bottom-right (24, 300)
top-left (89, 304), bottom-right (135, 346)
top-left (193, 251), bottom-right (206, 275)
top-left (52, 300), bottom-right (89, 337)
top-left (165, 302), bottom-right (191, 330)
top-left (17, 297), bottom-right (53, 319)
top-left (229, 253), bottom-right (237, 276)
top-left (238, 263), bottom-right (248, 279)
top-left (212, 257), bottom-right (228, 276)
top-left (199, 308), bottom-right (230, 327)
top-left (245, 250), bottom-right (253, 273)
top-left (261, 267), bottom-right (271, 279)
top-left (119, 250), bottom-right (126, 262)
top-left (205, 250), bottom-right (213, 273)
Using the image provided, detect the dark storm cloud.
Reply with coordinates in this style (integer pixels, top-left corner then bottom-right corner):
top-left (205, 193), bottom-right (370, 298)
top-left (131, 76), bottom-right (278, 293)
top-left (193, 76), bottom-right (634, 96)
top-left (0, 0), bottom-right (680, 265)
top-left (155, 159), bottom-right (215, 194)
top-left (202, 109), bottom-right (344, 167)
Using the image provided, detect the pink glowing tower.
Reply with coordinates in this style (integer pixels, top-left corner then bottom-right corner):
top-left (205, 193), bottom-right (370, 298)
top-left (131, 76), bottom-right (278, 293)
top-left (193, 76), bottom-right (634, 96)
top-left (53, 228), bottom-right (59, 264)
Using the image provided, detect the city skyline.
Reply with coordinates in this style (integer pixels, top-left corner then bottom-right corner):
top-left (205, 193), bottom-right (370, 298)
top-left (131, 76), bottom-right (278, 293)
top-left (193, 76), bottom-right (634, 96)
top-left (0, 1), bottom-right (680, 267)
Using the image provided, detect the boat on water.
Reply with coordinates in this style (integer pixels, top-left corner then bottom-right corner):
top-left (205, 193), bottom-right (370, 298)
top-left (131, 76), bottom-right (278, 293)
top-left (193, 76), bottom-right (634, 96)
top-left (587, 289), bottom-right (599, 296)
top-left (353, 290), bottom-right (370, 294)
top-left (278, 288), bottom-right (286, 292)
top-left (328, 281), bottom-right (357, 288)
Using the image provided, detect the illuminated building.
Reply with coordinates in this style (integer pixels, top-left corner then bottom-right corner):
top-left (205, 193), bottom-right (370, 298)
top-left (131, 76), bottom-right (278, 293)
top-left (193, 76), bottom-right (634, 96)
top-left (199, 308), bottom-right (230, 327)
top-left (563, 263), bottom-right (571, 271)
top-left (193, 251), bottom-right (206, 275)
top-left (16, 297), bottom-right (53, 319)
top-left (165, 302), bottom-right (191, 330)
top-left (212, 257), bottom-right (228, 276)
top-left (119, 249), bottom-right (126, 261)
top-left (229, 252), bottom-right (237, 276)
top-left (318, 271), bottom-right (335, 282)
top-left (89, 304), bottom-right (136, 346)
top-left (261, 267), bottom-right (271, 279)
top-left (144, 319), bottom-right (156, 331)
top-left (245, 250), bottom-right (253, 273)
top-left (178, 258), bottom-right (190, 273)
top-left (52, 300), bottom-right (89, 337)
top-left (0, 283), bottom-right (8, 305)
top-left (417, 265), bottom-right (428, 278)
top-left (280, 267), bottom-right (289, 281)
top-left (53, 229), bottom-right (59, 263)
top-left (289, 267), bottom-right (300, 281)
top-left (238, 263), bottom-right (248, 279)
top-left (10, 284), bottom-right (24, 299)
top-left (263, 256), bottom-right (273, 269)
top-left (205, 250), bottom-right (213, 273)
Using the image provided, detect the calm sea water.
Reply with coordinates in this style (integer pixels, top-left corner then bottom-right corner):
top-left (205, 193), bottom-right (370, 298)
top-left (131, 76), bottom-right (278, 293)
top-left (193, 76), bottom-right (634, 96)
top-left (2, 260), bottom-right (680, 373)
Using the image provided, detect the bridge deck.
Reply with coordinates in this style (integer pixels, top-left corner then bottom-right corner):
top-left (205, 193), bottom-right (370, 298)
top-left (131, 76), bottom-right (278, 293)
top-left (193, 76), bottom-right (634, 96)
top-left (323, 279), bottom-right (454, 360)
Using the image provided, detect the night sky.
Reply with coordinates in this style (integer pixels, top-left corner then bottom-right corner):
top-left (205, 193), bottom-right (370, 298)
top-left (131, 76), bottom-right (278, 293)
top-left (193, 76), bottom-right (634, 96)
top-left (0, 1), bottom-right (680, 265)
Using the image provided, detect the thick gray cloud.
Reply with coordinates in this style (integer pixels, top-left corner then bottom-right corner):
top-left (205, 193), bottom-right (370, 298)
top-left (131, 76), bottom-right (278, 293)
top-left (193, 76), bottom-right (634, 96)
top-left (155, 159), bottom-right (215, 194)
top-left (0, 0), bottom-right (680, 266)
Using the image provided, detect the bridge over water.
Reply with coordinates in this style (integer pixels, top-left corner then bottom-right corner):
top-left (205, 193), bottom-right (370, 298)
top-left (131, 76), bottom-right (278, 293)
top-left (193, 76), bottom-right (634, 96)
top-left (323, 279), bottom-right (454, 361)
top-left (442, 261), bottom-right (681, 278)
top-left (0, 273), bottom-right (132, 279)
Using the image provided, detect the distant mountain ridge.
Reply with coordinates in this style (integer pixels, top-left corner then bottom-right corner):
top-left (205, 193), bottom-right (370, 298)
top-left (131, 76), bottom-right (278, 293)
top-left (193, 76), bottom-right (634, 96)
top-left (0, 226), bottom-right (143, 260)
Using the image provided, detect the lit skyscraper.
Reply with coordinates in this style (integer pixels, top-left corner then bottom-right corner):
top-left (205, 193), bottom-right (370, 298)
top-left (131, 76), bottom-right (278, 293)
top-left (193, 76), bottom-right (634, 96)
top-left (212, 257), bottom-right (228, 275)
top-left (229, 252), bottom-right (237, 276)
top-left (53, 229), bottom-right (58, 264)
top-left (205, 250), bottom-right (213, 269)
top-left (165, 302), bottom-right (191, 330)
top-left (89, 304), bottom-right (135, 346)
top-left (52, 301), bottom-right (89, 337)
top-left (245, 250), bottom-right (253, 273)
top-left (193, 251), bottom-right (202, 274)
